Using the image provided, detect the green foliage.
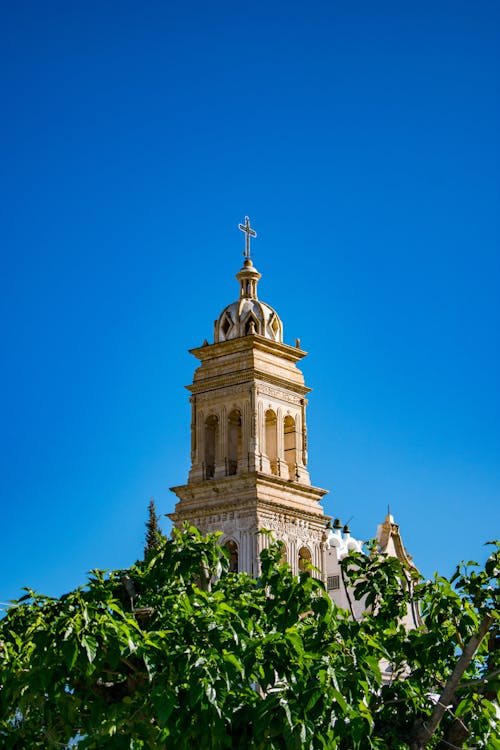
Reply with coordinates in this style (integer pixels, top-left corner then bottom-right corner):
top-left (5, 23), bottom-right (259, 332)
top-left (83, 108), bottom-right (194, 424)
top-left (144, 498), bottom-right (166, 560)
top-left (0, 530), bottom-right (498, 749)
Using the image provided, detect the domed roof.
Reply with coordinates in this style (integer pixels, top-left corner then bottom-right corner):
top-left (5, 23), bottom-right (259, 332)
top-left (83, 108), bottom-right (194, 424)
top-left (326, 523), bottom-right (364, 558)
top-left (326, 529), bottom-right (342, 548)
top-left (214, 257), bottom-right (283, 344)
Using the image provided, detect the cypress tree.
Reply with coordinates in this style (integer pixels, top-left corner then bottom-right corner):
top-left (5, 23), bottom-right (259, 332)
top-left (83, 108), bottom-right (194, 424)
top-left (144, 498), bottom-right (165, 558)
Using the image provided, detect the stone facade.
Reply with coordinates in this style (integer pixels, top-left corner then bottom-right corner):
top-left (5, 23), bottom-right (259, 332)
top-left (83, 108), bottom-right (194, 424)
top-left (170, 219), bottom-right (419, 621)
top-left (169, 241), bottom-right (331, 578)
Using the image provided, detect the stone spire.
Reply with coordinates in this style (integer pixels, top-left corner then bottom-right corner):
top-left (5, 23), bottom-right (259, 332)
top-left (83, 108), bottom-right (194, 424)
top-left (213, 217), bottom-right (283, 343)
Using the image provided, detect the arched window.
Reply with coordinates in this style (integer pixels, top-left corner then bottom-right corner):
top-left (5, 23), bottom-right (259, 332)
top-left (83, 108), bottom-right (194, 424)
top-left (204, 415), bottom-right (218, 479)
top-left (298, 546), bottom-right (312, 573)
top-left (227, 409), bottom-right (242, 475)
top-left (225, 540), bottom-right (239, 573)
top-left (265, 409), bottom-right (278, 475)
top-left (284, 415), bottom-right (296, 479)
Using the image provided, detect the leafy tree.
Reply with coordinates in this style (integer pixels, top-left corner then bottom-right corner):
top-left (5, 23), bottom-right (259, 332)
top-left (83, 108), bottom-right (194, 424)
top-left (0, 528), bottom-right (498, 749)
top-left (144, 498), bottom-right (166, 560)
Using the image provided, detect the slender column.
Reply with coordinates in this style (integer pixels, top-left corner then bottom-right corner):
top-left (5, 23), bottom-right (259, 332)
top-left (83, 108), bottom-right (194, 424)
top-left (277, 408), bottom-right (284, 473)
top-left (213, 407), bottom-right (225, 478)
top-left (249, 387), bottom-right (257, 454)
top-left (220, 406), bottom-right (227, 460)
top-left (242, 400), bottom-right (250, 466)
top-left (239, 531), bottom-right (246, 573)
top-left (247, 390), bottom-right (255, 471)
top-left (245, 531), bottom-right (252, 574)
top-left (257, 399), bottom-right (268, 472)
top-left (295, 412), bottom-right (301, 466)
top-left (258, 400), bottom-right (264, 452)
top-left (197, 410), bottom-right (204, 466)
top-left (188, 408), bottom-right (205, 481)
top-left (290, 538), bottom-right (297, 575)
top-left (301, 398), bottom-right (308, 466)
top-left (295, 411), bottom-right (307, 480)
top-left (252, 529), bottom-right (260, 576)
top-left (190, 396), bottom-right (196, 463)
top-left (248, 532), bottom-right (253, 574)
top-left (320, 536), bottom-right (327, 585)
top-left (313, 540), bottom-right (319, 571)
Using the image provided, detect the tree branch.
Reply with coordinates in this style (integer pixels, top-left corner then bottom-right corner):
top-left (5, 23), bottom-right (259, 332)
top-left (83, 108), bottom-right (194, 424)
top-left (340, 562), bottom-right (358, 621)
top-left (410, 613), bottom-right (494, 750)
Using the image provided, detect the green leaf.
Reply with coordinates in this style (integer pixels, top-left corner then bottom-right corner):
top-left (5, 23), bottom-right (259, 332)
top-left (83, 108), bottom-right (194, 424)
top-left (332, 688), bottom-right (349, 714)
top-left (81, 634), bottom-right (98, 663)
top-left (222, 650), bottom-right (244, 676)
top-left (285, 629), bottom-right (304, 656)
top-left (62, 638), bottom-right (79, 670)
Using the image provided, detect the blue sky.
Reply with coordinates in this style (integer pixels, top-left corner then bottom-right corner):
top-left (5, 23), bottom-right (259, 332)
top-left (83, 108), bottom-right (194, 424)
top-left (1, 0), bottom-right (498, 605)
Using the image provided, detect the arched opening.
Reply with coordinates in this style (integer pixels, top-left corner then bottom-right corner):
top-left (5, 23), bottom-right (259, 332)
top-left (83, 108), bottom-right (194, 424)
top-left (278, 541), bottom-right (287, 565)
top-left (265, 409), bottom-right (278, 475)
top-left (225, 540), bottom-right (239, 573)
top-left (284, 415), bottom-right (297, 479)
top-left (298, 546), bottom-right (312, 574)
top-left (204, 415), bottom-right (218, 479)
top-left (227, 409), bottom-right (242, 475)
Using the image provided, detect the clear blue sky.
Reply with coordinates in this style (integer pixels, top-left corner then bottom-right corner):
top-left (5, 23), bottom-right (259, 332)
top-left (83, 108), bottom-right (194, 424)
top-left (1, 0), bottom-right (498, 605)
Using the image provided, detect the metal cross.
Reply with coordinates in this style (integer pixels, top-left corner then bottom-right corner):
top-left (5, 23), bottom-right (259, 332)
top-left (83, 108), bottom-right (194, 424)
top-left (238, 216), bottom-right (257, 259)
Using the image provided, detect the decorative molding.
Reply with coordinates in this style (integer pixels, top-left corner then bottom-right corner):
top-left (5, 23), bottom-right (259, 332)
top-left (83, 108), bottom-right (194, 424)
top-left (257, 384), bottom-right (303, 405)
top-left (194, 386), bottom-right (252, 403)
top-left (188, 370), bottom-right (310, 397)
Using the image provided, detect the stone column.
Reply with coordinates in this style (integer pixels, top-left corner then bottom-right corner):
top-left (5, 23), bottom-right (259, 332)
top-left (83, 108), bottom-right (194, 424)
top-left (198, 410), bottom-right (205, 467)
top-left (257, 399), bottom-right (270, 473)
top-left (190, 396), bottom-right (196, 464)
top-left (295, 411), bottom-right (302, 468)
top-left (289, 537), bottom-right (297, 575)
top-left (242, 399), bottom-right (250, 471)
top-left (215, 406), bottom-right (226, 478)
top-left (189, 408), bottom-right (205, 482)
top-left (277, 407), bottom-right (284, 476)
top-left (239, 530), bottom-right (246, 574)
top-left (301, 398), bottom-right (308, 466)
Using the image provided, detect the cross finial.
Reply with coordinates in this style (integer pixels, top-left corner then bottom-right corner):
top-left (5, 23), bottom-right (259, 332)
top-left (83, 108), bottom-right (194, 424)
top-left (238, 216), bottom-right (257, 260)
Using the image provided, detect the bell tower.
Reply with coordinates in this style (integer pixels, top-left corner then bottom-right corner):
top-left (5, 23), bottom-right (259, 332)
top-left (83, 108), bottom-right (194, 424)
top-left (170, 218), bottom-right (329, 575)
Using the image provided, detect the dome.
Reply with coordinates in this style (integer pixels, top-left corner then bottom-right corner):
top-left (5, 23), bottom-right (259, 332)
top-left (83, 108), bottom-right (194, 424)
top-left (215, 298), bottom-right (283, 343)
top-left (346, 537), bottom-right (363, 553)
top-left (214, 258), bottom-right (283, 343)
top-left (326, 530), bottom-right (342, 549)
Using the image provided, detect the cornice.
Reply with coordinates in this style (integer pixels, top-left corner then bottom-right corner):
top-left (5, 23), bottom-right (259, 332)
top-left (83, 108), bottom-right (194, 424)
top-left (187, 370), bottom-right (311, 397)
top-left (190, 334), bottom-right (307, 364)
top-left (170, 471), bottom-right (328, 502)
